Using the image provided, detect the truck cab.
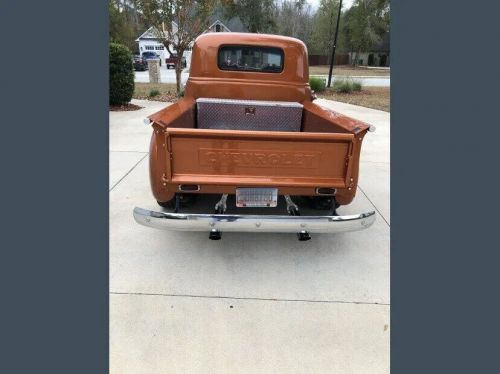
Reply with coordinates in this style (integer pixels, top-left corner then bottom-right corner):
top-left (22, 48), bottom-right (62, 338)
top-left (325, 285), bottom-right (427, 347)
top-left (134, 33), bottom-right (375, 240)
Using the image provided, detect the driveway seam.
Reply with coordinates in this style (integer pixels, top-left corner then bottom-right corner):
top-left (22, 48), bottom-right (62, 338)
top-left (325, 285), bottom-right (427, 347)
top-left (357, 185), bottom-right (390, 227)
top-left (110, 153), bottom-right (148, 192)
top-left (110, 291), bottom-right (390, 306)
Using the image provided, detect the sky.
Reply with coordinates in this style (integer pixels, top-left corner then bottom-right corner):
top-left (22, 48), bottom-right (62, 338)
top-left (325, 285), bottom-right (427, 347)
top-left (308, 0), bottom-right (355, 10)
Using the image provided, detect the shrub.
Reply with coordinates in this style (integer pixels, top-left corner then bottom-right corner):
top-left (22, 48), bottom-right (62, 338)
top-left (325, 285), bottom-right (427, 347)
top-left (332, 78), bottom-right (362, 93)
top-left (148, 89), bottom-right (161, 97)
top-left (109, 43), bottom-right (134, 105)
top-left (309, 77), bottom-right (326, 92)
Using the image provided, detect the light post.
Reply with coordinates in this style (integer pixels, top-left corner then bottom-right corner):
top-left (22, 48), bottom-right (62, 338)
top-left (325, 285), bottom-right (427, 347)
top-left (327, 0), bottom-right (343, 87)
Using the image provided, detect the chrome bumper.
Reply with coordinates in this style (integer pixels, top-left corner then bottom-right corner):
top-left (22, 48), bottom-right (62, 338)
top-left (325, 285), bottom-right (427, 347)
top-left (133, 207), bottom-right (375, 234)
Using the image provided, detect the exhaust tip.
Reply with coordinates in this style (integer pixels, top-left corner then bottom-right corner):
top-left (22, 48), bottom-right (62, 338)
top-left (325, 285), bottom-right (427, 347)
top-left (298, 231), bottom-right (311, 241)
top-left (315, 187), bottom-right (336, 196)
top-left (209, 229), bottom-right (221, 240)
top-left (179, 184), bottom-right (200, 192)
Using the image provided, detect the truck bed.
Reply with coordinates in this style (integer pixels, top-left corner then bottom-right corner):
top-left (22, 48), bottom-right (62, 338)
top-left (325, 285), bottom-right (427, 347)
top-left (148, 96), bottom-right (368, 204)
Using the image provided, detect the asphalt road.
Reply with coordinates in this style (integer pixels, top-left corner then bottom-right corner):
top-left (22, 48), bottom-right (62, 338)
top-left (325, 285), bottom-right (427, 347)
top-left (134, 65), bottom-right (190, 84)
top-left (109, 98), bottom-right (390, 373)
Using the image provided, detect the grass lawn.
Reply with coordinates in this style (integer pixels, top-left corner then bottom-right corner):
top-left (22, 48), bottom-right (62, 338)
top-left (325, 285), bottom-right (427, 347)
top-left (318, 86), bottom-right (390, 112)
top-left (309, 65), bottom-right (390, 76)
top-left (133, 82), bottom-right (179, 102)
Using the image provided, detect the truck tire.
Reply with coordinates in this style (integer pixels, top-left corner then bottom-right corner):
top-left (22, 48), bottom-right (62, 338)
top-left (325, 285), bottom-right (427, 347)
top-left (157, 198), bottom-right (175, 209)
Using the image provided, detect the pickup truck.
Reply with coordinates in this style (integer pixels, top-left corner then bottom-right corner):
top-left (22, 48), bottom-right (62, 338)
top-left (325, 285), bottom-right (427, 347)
top-left (134, 33), bottom-right (376, 240)
top-left (165, 54), bottom-right (187, 69)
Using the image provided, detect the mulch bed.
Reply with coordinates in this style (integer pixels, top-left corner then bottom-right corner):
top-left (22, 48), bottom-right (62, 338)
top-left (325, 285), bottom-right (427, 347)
top-left (109, 103), bottom-right (144, 111)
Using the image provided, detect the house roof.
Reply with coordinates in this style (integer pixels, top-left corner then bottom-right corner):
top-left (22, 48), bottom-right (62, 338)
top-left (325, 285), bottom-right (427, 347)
top-left (208, 8), bottom-right (247, 32)
top-left (136, 26), bottom-right (167, 41)
top-left (223, 17), bottom-right (247, 32)
top-left (207, 20), bottom-right (231, 32)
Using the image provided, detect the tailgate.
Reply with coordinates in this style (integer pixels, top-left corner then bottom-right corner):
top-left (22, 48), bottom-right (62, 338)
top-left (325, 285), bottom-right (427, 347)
top-left (165, 128), bottom-right (355, 188)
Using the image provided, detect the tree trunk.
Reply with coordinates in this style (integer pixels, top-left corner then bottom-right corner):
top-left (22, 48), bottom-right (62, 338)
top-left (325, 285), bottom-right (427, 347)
top-left (175, 64), bottom-right (182, 95)
top-left (352, 49), bottom-right (360, 67)
top-left (175, 48), bottom-right (184, 95)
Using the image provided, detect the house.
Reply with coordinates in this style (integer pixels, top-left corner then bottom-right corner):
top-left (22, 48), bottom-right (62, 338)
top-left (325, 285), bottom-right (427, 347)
top-left (348, 32), bottom-right (390, 67)
top-left (136, 17), bottom-right (245, 68)
top-left (136, 27), bottom-right (170, 63)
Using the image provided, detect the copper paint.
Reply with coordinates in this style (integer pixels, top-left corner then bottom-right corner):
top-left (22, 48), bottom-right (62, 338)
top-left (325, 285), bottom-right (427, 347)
top-left (147, 33), bottom-right (371, 206)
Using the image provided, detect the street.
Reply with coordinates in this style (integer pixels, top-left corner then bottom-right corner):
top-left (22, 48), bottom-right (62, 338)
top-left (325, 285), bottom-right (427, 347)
top-left (135, 65), bottom-right (390, 87)
top-left (134, 65), bottom-right (190, 84)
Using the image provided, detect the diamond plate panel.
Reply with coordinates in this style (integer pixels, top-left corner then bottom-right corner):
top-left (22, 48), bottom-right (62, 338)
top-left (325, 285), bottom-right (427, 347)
top-left (196, 98), bottom-right (303, 132)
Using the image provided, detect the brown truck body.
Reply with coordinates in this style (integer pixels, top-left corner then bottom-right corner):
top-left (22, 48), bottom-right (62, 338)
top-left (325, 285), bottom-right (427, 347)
top-left (134, 33), bottom-right (375, 239)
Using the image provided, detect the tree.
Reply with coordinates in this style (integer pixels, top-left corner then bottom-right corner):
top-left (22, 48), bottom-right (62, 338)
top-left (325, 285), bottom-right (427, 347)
top-left (109, 0), bottom-right (148, 52)
top-left (273, 0), bottom-right (315, 47)
top-left (309, 0), bottom-right (341, 56)
top-left (137, 0), bottom-right (217, 94)
top-left (222, 0), bottom-right (276, 33)
top-left (345, 0), bottom-right (390, 66)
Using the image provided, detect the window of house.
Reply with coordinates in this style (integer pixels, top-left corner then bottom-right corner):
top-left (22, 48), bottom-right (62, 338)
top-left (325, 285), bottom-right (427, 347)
top-left (218, 45), bottom-right (284, 73)
top-left (215, 24), bottom-right (221, 32)
top-left (145, 45), bottom-right (154, 50)
top-left (155, 46), bottom-right (164, 50)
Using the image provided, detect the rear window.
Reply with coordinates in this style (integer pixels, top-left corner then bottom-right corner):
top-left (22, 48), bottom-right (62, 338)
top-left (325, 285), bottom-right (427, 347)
top-left (218, 45), bottom-right (284, 73)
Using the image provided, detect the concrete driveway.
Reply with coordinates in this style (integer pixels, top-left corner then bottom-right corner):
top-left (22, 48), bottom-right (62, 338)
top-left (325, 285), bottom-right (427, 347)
top-left (110, 99), bottom-right (390, 373)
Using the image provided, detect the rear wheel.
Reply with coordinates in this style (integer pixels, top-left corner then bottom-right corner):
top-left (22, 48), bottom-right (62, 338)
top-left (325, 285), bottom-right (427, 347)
top-left (157, 199), bottom-right (175, 209)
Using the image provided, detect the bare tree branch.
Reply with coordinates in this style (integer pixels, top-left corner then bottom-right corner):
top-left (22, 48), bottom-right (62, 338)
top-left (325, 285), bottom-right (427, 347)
top-left (137, 0), bottom-right (217, 93)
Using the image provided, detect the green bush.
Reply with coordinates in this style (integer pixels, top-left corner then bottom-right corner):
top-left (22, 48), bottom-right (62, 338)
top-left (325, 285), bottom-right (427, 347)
top-left (148, 89), bottom-right (161, 97)
top-left (309, 77), bottom-right (326, 92)
top-left (109, 43), bottom-right (134, 105)
top-left (332, 78), bottom-right (362, 93)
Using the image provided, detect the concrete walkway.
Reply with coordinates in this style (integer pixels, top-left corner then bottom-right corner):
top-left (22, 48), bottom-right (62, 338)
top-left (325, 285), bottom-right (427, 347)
top-left (110, 99), bottom-right (390, 374)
